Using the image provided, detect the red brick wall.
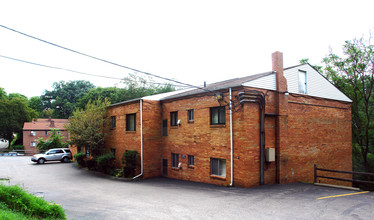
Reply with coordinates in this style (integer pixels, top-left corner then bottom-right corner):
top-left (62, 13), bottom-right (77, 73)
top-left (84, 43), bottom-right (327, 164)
top-left (284, 95), bottom-right (352, 185)
top-left (105, 87), bottom-right (351, 187)
top-left (105, 100), bottom-right (162, 178)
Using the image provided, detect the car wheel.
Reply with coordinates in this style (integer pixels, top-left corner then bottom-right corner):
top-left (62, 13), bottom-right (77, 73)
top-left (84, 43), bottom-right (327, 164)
top-left (38, 158), bottom-right (45, 164)
top-left (62, 157), bottom-right (70, 163)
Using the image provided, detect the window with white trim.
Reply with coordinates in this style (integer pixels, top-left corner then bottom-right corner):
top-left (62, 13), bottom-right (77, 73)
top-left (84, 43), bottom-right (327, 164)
top-left (30, 142), bottom-right (36, 147)
top-left (30, 131), bottom-right (36, 136)
top-left (298, 70), bottom-right (307, 94)
top-left (210, 158), bottom-right (226, 177)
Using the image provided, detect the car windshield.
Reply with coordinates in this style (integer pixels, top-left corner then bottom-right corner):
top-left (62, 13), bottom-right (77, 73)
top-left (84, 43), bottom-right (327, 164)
top-left (64, 149), bottom-right (71, 153)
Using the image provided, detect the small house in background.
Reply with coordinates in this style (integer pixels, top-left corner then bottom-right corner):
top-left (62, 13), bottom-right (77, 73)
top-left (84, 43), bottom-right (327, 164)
top-left (23, 118), bottom-right (69, 155)
top-left (105, 51), bottom-right (352, 188)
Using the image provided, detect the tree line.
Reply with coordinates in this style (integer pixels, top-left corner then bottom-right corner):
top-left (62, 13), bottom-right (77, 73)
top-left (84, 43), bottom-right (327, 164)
top-left (0, 73), bottom-right (175, 146)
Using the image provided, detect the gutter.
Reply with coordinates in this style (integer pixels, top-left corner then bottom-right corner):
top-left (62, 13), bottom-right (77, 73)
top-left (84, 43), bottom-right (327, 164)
top-left (133, 99), bottom-right (143, 179)
top-left (229, 88), bottom-right (234, 186)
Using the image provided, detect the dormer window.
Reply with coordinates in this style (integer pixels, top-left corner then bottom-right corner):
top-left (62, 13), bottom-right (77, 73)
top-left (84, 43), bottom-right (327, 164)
top-left (298, 70), bottom-right (307, 94)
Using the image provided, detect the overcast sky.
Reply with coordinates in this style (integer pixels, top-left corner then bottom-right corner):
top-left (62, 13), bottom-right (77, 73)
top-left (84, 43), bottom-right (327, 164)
top-left (1, 0), bottom-right (373, 98)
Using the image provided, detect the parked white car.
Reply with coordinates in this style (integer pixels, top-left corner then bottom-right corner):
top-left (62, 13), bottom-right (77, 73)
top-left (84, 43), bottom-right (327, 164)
top-left (31, 148), bottom-right (72, 164)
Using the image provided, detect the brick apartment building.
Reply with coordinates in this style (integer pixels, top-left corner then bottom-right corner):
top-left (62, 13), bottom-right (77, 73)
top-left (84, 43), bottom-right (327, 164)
top-left (23, 118), bottom-right (69, 155)
top-left (104, 52), bottom-right (352, 187)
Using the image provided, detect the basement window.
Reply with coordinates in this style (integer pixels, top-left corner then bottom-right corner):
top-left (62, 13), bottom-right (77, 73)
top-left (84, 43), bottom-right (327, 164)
top-left (110, 116), bottom-right (116, 129)
top-left (210, 158), bottom-right (226, 177)
top-left (170, 111), bottom-right (178, 126)
top-left (171, 153), bottom-right (179, 168)
top-left (298, 70), bottom-right (307, 94)
top-left (210, 106), bottom-right (226, 125)
top-left (126, 113), bottom-right (136, 131)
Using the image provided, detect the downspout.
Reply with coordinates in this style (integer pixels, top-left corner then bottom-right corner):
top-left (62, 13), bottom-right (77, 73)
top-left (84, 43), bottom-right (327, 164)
top-left (229, 88), bottom-right (234, 186)
top-left (133, 99), bottom-right (143, 179)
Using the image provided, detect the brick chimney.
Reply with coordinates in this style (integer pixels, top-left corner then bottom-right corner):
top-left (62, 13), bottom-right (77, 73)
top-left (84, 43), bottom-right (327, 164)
top-left (272, 51), bottom-right (288, 184)
top-left (272, 51), bottom-right (288, 92)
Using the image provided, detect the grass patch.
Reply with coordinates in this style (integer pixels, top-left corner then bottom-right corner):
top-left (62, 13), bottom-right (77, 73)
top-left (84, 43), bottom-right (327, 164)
top-left (0, 184), bottom-right (66, 219)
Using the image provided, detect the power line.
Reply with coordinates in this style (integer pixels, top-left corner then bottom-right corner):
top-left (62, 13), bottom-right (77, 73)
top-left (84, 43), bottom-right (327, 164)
top-left (0, 54), bottom-right (190, 88)
top-left (0, 24), bottom-right (210, 92)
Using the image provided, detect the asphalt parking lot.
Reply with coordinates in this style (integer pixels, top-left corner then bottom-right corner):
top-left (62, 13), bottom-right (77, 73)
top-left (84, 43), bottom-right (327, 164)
top-left (1, 156), bottom-right (374, 220)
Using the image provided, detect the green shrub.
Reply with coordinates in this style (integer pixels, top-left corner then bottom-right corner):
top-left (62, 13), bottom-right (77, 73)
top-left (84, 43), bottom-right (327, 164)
top-left (74, 153), bottom-right (86, 167)
top-left (11, 145), bottom-right (24, 150)
top-left (97, 153), bottom-right (115, 174)
top-left (122, 150), bottom-right (138, 177)
top-left (86, 158), bottom-right (97, 170)
top-left (0, 184), bottom-right (65, 219)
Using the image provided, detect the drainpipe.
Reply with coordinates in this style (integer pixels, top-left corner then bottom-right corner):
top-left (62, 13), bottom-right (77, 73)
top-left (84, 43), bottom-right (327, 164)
top-left (229, 88), bottom-right (234, 186)
top-left (133, 99), bottom-right (143, 179)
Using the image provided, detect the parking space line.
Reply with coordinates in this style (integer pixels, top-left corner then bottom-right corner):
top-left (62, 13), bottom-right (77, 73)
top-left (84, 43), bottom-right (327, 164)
top-left (317, 191), bottom-right (369, 200)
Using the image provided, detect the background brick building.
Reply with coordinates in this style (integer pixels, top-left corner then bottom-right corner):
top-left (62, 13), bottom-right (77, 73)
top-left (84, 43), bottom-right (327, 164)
top-left (23, 118), bottom-right (69, 155)
top-left (105, 52), bottom-right (352, 187)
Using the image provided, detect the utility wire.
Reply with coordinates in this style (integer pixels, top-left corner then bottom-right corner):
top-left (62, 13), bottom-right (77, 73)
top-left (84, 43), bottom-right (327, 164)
top-left (0, 24), bottom-right (210, 92)
top-left (0, 54), bottom-right (190, 88)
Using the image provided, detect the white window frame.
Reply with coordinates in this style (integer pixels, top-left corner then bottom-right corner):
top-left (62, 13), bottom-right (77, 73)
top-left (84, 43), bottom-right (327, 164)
top-left (30, 142), bottom-right (36, 147)
top-left (298, 70), bottom-right (307, 94)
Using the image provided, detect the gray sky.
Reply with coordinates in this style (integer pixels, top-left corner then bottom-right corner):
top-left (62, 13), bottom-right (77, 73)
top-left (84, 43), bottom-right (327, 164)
top-left (1, 0), bottom-right (373, 98)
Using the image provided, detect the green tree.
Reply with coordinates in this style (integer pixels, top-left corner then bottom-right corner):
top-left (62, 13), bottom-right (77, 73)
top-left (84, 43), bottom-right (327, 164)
top-left (36, 129), bottom-right (68, 151)
top-left (323, 37), bottom-right (374, 173)
top-left (0, 89), bottom-right (37, 142)
top-left (77, 87), bottom-right (124, 109)
top-left (120, 73), bottom-right (175, 100)
top-left (41, 80), bottom-right (95, 119)
top-left (299, 58), bottom-right (323, 72)
top-left (66, 98), bottom-right (110, 158)
top-left (29, 96), bottom-right (44, 117)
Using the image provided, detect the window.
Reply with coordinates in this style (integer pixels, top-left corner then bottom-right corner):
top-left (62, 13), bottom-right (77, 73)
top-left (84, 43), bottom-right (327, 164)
top-left (210, 158), bottom-right (226, 177)
top-left (170, 111), bottom-right (178, 126)
top-left (188, 155), bottom-right (194, 167)
top-left (45, 131), bottom-right (48, 136)
top-left (210, 107), bottom-right (226, 125)
top-left (162, 120), bottom-right (168, 136)
top-left (298, 70), bottom-right (307, 94)
top-left (188, 109), bottom-right (194, 122)
top-left (30, 131), bottom-right (36, 136)
top-left (126, 113), bottom-right (136, 131)
top-left (171, 153), bottom-right (179, 168)
top-left (110, 116), bottom-right (116, 129)
top-left (86, 148), bottom-right (90, 157)
top-left (30, 142), bottom-right (36, 147)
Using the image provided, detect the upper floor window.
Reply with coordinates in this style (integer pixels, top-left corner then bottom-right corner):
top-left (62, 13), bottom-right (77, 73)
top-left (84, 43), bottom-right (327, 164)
top-left (126, 113), bottom-right (136, 131)
top-left (298, 70), bottom-right (307, 94)
top-left (210, 106), bottom-right (226, 125)
top-left (110, 116), bottom-right (116, 129)
top-left (30, 131), bottom-right (36, 136)
top-left (188, 109), bottom-right (194, 122)
top-left (170, 111), bottom-right (178, 126)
